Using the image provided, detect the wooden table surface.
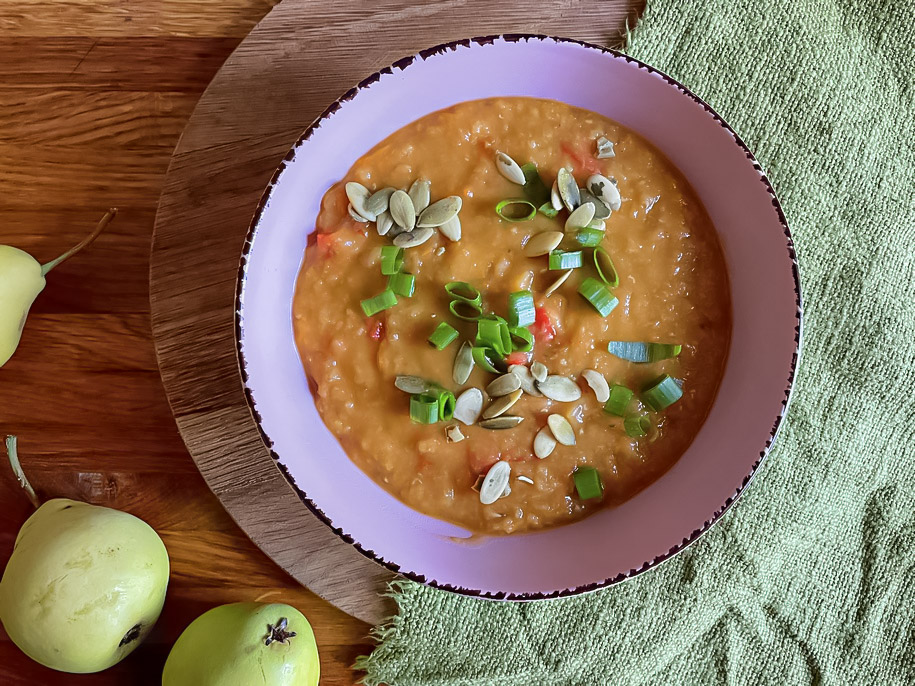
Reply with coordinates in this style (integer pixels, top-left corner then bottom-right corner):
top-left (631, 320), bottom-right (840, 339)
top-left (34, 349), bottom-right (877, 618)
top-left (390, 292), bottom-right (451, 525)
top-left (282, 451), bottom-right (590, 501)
top-left (0, 2), bottom-right (640, 683)
top-left (0, 2), bottom-right (375, 684)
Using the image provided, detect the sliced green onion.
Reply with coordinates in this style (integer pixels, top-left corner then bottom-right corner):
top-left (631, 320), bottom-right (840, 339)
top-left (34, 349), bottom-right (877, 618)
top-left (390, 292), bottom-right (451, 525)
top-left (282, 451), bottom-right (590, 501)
top-left (437, 390), bottom-right (456, 421)
top-left (388, 272), bottom-right (415, 297)
top-left (538, 202), bottom-right (560, 219)
top-left (648, 344), bottom-right (682, 362)
top-left (642, 375), bottom-right (683, 411)
top-left (578, 277), bottom-right (618, 316)
top-left (360, 289), bottom-right (397, 317)
top-left (476, 316), bottom-right (511, 356)
top-left (607, 341), bottom-right (682, 363)
top-left (507, 290), bottom-right (536, 328)
top-left (410, 394), bottom-right (439, 424)
top-left (521, 163), bottom-right (551, 206)
top-left (593, 246), bottom-right (619, 288)
top-left (548, 250), bottom-right (584, 270)
top-left (497, 320), bottom-right (512, 355)
top-left (444, 281), bottom-right (482, 306)
top-left (449, 299), bottom-right (483, 321)
top-left (472, 346), bottom-right (500, 373)
top-left (509, 326), bottom-right (534, 352)
top-left (604, 384), bottom-right (634, 416)
top-left (380, 246), bottom-right (404, 275)
top-left (428, 322), bottom-right (459, 350)
top-left (576, 228), bottom-right (604, 247)
top-left (573, 467), bottom-right (603, 500)
top-left (476, 317), bottom-right (503, 351)
top-left (624, 413), bottom-right (651, 437)
top-left (496, 198), bottom-right (537, 222)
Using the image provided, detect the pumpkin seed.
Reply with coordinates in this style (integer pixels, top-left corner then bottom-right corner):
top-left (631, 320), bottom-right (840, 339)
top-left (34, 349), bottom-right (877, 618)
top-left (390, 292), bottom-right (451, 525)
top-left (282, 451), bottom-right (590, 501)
top-left (587, 174), bottom-right (621, 211)
top-left (345, 182), bottom-right (374, 219)
top-left (453, 341), bottom-right (475, 385)
top-left (394, 375), bottom-right (431, 394)
top-left (523, 231), bottom-right (564, 257)
top-left (482, 388), bottom-right (523, 419)
top-left (438, 215), bottom-right (461, 241)
top-left (550, 179), bottom-right (563, 211)
top-left (588, 219), bottom-right (606, 232)
top-left (596, 136), bottom-right (615, 159)
top-left (530, 361), bottom-right (548, 383)
top-left (366, 187), bottom-right (396, 216)
top-left (544, 269), bottom-right (573, 297)
top-left (408, 179), bottom-right (431, 213)
top-left (517, 475), bottom-right (534, 485)
top-left (393, 227), bottom-right (434, 248)
top-left (348, 204), bottom-right (369, 223)
top-left (479, 415), bottom-right (524, 430)
top-left (533, 427), bottom-right (557, 458)
top-left (547, 414), bottom-right (576, 446)
top-left (453, 387), bottom-right (483, 425)
top-left (446, 425), bottom-right (465, 443)
top-left (565, 202), bottom-right (595, 231)
top-left (495, 151), bottom-right (526, 185)
top-left (607, 180), bottom-right (622, 211)
top-left (579, 188), bottom-right (611, 219)
top-left (486, 373), bottom-right (521, 397)
top-left (581, 369), bottom-right (610, 403)
top-left (536, 375), bottom-right (582, 402)
top-left (388, 222), bottom-right (407, 238)
top-left (557, 167), bottom-right (580, 212)
top-left (480, 461), bottom-right (511, 504)
top-left (509, 364), bottom-right (541, 396)
top-left (389, 190), bottom-right (416, 230)
top-left (376, 210), bottom-right (394, 236)
top-left (417, 196), bottom-right (462, 228)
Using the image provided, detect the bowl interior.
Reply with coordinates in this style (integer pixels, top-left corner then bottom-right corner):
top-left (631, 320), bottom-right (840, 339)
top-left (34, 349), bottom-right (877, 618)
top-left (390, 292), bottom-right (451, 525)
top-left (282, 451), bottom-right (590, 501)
top-left (238, 36), bottom-right (800, 598)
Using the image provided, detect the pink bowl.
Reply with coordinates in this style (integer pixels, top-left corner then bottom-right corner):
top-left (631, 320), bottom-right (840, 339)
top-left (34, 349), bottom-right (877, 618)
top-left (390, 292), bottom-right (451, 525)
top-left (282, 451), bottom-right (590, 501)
top-left (237, 35), bottom-right (802, 599)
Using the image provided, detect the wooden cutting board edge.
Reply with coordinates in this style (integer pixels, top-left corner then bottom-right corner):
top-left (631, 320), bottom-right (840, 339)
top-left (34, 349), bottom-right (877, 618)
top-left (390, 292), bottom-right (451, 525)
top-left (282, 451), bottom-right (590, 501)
top-left (149, 0), bottom-right (641, 626)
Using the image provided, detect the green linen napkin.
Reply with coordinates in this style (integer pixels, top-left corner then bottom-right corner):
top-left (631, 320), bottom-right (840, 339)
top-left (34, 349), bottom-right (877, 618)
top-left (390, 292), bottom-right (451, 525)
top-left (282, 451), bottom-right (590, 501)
top-left (357, 1), bottom-right (915, 683)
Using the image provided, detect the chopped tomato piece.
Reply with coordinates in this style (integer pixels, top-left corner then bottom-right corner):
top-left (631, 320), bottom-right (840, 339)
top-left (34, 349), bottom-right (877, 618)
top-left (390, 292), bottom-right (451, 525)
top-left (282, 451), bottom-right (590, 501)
top-left (561, 141), bottom-right (601, 177)
top-left (314, 231), bottom-right (336, 257)
top-left (366, 318), bottom-right (385, 340)
top-left (505, 351), bottom-right (531, 366)
top-left (532, 307), bottom-right (556, 342)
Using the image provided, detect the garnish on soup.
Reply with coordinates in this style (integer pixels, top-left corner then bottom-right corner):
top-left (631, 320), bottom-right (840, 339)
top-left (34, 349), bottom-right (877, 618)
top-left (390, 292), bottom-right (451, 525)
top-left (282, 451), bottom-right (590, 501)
top-left (293, 97), bottom-right (731, 534)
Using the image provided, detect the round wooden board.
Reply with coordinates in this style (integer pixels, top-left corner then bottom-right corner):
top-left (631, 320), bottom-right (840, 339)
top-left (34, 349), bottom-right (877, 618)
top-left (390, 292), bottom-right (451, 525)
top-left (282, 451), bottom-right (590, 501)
top-left (150, 0), bottom-right (641, 625)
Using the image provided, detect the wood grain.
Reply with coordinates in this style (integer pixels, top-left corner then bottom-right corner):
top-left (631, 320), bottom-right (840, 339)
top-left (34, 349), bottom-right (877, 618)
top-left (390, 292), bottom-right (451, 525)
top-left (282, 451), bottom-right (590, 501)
top-left (0, 0), bottom-right (639, 683)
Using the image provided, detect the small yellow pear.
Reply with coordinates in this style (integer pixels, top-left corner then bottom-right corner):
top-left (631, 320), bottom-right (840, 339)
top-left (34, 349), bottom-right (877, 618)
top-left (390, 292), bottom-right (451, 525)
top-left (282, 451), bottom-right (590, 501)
top-left (162, 603), bottom-right (320, 686)
top-left (0, 246), bottom-right (45, 366)
top-left (0, 208), bottom-right (115, 368)
top-left (0, 436), bottom-right (170, 674)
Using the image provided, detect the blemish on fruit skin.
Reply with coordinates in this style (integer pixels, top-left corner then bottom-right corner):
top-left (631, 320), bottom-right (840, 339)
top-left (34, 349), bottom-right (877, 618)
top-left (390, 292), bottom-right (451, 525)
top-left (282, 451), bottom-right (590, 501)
top-left (118, 624), bottom-right (142, 647)
top-left (63, 552), bottom-right (94, 570)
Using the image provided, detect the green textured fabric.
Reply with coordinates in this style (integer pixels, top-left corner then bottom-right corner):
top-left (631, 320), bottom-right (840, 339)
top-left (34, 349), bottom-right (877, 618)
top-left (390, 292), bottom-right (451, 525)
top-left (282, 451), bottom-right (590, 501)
top-left (357, 1), bottom-right (915, 683)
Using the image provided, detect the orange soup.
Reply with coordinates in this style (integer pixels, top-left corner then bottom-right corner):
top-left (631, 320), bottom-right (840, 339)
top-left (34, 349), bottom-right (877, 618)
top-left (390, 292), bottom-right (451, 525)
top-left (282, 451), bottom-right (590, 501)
top-left (293, 97), bottom-right (730, 535)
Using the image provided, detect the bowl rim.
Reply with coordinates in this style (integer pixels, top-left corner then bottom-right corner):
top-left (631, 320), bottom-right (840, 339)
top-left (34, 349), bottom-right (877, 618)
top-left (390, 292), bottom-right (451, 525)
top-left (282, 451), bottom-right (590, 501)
top-left (234, 33), bottom-right (804, 601)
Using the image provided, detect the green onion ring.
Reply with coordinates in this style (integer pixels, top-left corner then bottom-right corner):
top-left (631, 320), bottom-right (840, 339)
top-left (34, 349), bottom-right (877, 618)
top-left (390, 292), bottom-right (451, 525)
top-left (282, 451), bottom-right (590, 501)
top-left (593, 246), bottom-right (619, 288)
top-left (471, 346), bottom-right (500, 373)
top-left (496, 198), bottom-right (537, 222)
top-left (449, 299), bottom-right (483, 321)
top-left (509, 327), bottom-right (534, 352)
top-left (444, 281), bottom-right (482, 306)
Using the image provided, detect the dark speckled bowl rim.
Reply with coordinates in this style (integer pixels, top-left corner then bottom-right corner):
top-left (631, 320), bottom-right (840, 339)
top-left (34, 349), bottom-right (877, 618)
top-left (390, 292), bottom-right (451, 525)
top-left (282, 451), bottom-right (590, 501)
top-left (234, 34), bottom-right (803, 601)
